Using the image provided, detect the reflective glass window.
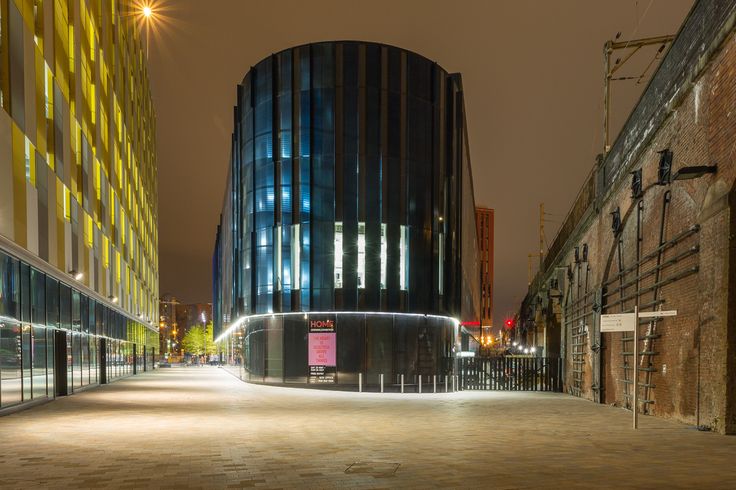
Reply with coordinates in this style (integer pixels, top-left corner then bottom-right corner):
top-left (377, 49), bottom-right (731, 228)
top-left (31, 268), bottom-right (45, 325)
top-left (45, 276), bottom-right (59, 328)
top-left (0, 252), bottom-right (19, 319)
top-left (1, 323), bottom-right (22, 406)
top-left (32, 326), bottom-right (47, 398)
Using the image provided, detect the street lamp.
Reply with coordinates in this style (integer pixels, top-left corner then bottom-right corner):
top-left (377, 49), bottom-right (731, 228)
top-left (139, 3), bottom-right (155, 58)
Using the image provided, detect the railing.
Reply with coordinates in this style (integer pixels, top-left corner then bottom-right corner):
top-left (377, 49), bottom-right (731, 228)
top-left (458, 357), bottom-right (563, 392)
top-left (544, 168), bottom-right (597, 273)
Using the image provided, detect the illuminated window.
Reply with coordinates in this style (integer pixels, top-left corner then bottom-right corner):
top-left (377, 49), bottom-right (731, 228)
top-left (290, 224), bottom-right (300, 290)
top-left (358, 222), bottom-right (366, 289)
top-left (380, 224), bottom-right (387, 289)
top-left (334, 222), bottom-right (343, 288)
top-left (102, 235), bottom-right (109, 268)
top-left (85, 214), bottom-right (93, 248)
top-left (400, 225), bottom-right (409, 291)
top-left (63, 185), bottom-right (71, 221)
top-left (24, 137), bottom-right (35, 185)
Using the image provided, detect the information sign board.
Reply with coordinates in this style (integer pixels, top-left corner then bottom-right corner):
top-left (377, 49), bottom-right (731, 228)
top-left (308, 320), bottom-right (336, 383)
top-left (600, 313), bottom-right (636, 332)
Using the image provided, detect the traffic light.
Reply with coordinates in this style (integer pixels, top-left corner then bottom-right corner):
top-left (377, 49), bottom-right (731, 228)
top-left (504, 319), bottom-right (514, 329)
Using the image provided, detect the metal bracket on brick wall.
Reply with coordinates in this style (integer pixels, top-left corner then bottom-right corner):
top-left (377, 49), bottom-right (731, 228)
top-left (592, 288), bottom-right (603, 404)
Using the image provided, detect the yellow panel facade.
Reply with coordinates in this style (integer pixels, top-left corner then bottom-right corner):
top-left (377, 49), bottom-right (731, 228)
top-left (0, 0), bottom-right (158, 326)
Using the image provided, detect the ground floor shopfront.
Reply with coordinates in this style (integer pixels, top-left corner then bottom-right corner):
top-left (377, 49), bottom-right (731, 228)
top-left (0, 250), bottom-right (158, 413)
top-left (218, 312), bottom-right (459, 389)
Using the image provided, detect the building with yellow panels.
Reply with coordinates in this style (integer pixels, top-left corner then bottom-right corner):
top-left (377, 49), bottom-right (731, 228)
top-left (0, 0), bottom-right (158, 411)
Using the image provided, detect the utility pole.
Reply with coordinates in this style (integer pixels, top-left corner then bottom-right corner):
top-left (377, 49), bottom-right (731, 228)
top-left (603, 34), bottom-right (674, 154)
top-left (539, 203), bottom-right (545, 274)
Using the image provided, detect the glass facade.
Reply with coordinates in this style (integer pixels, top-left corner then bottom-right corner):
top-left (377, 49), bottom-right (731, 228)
top-left (214, 42), bottom-right (480, 388)
top-left (0, 249), bottom-right (157, 410)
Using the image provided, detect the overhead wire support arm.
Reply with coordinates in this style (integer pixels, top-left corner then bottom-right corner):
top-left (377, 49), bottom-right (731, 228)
top-left (603, 34), bottom-right (675, 154)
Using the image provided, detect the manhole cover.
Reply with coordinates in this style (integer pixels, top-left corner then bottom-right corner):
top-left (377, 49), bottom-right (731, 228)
top-left (344, 461), bottom-right (400, 477)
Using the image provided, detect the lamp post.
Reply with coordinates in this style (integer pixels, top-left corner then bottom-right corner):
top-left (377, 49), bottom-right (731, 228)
top-left (141, 4), bottom-right (153, 58)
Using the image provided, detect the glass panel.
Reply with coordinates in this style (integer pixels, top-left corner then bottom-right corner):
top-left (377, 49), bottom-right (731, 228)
top-left (291, 224), bottom-right (300, 290)
top-left (81, 334), bottom-right (89, 386)
top-left (66, 331), bottom-right (73, 391)
top-left (336, 314), bottom-right (363, 384)
top-left (0, 252), bottom-right (19, 319)
top-left (400, 225), bottom-right (409, 291)
top-left (31, 269), bottom-right (45, 325)
top-left (265, 316), bottom-right (283, 382)
top-left (334, 222), bottom-right (343, 288)
top-left (380, 224), bottom-right (387, 289)
top-left (366, 316), bottom-right (392, 384)
top-left (22, 324), bottom-right (31, 400)
top-left (283, 315), bottom-right (307, 382)
top-left (90, 337), bottom-right (97, 384)
top-left (1, 323), bottom-right (22, 406)
top-left (46, 276), bottom-right (59, 328)
top-left (20, 264), bottom-right (30, 322)
top-left (71, 290), bottom-right (81, 331)
top-left (358, 222), bottom-right (365, 289)
top-left (32, 326), bottom-right (47, 398)
top-left (46, 328), bottom-right (54, 396)
top-left (73, 333), bottom-right (82, 389)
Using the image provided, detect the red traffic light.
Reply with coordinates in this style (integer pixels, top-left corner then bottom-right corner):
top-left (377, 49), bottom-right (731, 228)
top-left (505, 319), bottom-right (514, 328)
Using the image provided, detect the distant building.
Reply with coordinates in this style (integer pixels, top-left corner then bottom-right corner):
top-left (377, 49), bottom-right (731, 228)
top-left (476, 207), bottom-right (494, 335)
top-left (158, 295), bottom-right (211, 356)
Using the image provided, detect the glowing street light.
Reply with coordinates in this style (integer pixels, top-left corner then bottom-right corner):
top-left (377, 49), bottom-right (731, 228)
top-left (142, 5), bottom-right (152, 17)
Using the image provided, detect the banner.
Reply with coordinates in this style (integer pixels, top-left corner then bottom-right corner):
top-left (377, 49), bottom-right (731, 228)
top-left (308, 319), bottom-right (336, 383)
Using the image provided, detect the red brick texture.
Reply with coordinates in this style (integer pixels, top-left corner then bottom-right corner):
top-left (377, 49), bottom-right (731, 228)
top-left (530, 30), bottom-right (736, 433)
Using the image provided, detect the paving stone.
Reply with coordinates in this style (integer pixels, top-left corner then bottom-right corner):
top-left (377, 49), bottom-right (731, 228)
top-left (0, 366), bottom-right (735, 488)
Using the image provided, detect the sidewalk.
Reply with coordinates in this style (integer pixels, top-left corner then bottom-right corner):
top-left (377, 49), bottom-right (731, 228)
top-left (0, 366), bottom-right (734, 489)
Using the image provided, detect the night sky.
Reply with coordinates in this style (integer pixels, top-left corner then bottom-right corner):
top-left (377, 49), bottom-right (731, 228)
top-left (149, 0), bottom-right (693, 329)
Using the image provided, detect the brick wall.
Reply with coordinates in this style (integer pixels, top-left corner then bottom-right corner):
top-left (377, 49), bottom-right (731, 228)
top-left (523, 19), bottom-right (736, 433)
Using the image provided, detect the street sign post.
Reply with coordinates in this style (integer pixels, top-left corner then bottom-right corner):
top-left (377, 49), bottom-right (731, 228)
top-left (600, 308), bottom-right (678, 429)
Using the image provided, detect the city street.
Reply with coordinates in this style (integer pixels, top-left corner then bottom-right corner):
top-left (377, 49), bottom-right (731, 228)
top-left (0, 367), bottom-right (734, 489)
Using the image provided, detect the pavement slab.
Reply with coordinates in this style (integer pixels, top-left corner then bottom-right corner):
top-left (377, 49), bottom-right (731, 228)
top-left (0, 366), bottom-right (734, 489)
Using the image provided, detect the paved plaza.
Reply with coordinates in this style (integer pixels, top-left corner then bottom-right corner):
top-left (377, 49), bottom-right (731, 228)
top-left (0, 367), bottom-right (734, 489)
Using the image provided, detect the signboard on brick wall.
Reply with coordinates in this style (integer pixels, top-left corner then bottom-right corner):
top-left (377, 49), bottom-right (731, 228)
top-left (600, 313), bottom-right (636, 332)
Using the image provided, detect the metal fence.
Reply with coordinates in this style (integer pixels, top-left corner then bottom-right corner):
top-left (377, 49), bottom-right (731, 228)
top-left (458, 357), bottom-right (563, 392)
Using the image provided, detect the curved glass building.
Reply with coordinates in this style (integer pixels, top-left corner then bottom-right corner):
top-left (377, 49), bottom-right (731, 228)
top-left (213, 41), bottom-right (479, 387)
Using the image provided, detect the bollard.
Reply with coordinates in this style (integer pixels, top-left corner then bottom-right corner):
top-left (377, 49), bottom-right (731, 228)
top-left (433, 375), bottom-right (437, 393)
top-left (359, 373), bottom-right (363, 393)
top-left (380, 373), bottom-right (384, 393)
top-left (419, 375), bottom-right (422, 394)
top-left (401, 374), bottom-right (404, 393)
top-left (451, 374), bottom-right (455, 392)
top-left (445, 375), bottom-right (448, 393)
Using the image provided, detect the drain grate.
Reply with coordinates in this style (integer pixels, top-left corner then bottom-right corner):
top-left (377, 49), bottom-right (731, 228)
top-left (344, 461), bottom-right (400, 477)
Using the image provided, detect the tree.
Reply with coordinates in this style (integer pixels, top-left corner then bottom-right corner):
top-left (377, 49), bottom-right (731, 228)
top-left (181, 322), bottom-right (216, 355)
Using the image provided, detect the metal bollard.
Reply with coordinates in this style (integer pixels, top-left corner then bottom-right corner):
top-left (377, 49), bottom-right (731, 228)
top-left (451, 374), bottom-right (455, 392)
top-left (380, 373), bottom-right (384, 393)
top-left (445, 375), bottom-right (448, 393)
top-left (401, 374), bottom-right (404, 393)
top-left (419, 375), bottom-right (422, 394)
top-left (433, 375), bottom-right (437, 393)
top-left (359, 373), bottom-right (363, 393)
